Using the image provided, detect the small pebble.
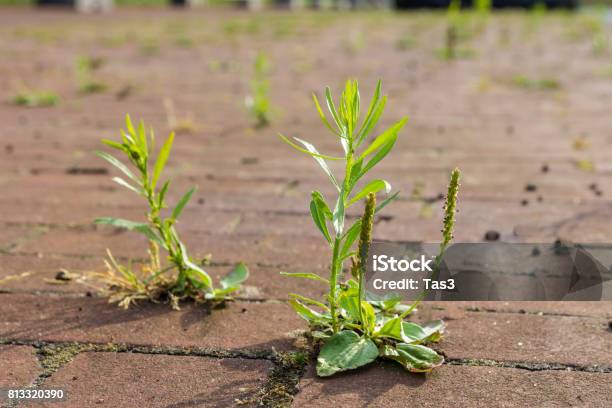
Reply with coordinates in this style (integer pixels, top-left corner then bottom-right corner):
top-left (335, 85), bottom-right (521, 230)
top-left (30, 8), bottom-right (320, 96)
top-left (55, 270), bottom-right (72, 281)
top-left (525, 183), bottom-right (537, 192)
top-left (589, 183), bottom-right (598, 191)
top-left (484, 230), bottom-right (500, 241)
top-left (531, 247), bottom-right (541, 256)
top-left (521, 199), bottom-right (529, 206)
top-left (541, 164), bottom-right (549, 173)
top-left (5, 144), bottom-right (14, 154)
top-left (537, 196), bottom-right (543, 202)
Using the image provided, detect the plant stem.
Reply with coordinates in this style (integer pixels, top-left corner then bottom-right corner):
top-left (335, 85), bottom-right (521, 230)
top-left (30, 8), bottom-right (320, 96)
top-left (329, 237), bottom-right (341, 334)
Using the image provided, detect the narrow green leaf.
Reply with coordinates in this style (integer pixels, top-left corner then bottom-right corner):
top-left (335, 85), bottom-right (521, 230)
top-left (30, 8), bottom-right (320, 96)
top-left (332, 189), bottom-right (345, 235)
top-left (112, 177), bottom-right (141, 195)
top-left (288, 293), bottom-right (330, 311)
top-left (280, 272), bottom-right (329, 284)
top-left (347, 179), bottom-right (391, 207)
top-left (101, 139), bottom-right (127, 152)
top-left (375, 191), bottom-right (399, 214)
top-left (288, 298), bottom-right (329, 323)
top-left (359, 117), bottom-right (407, 160)
top-left (96, 151), bottom-right (138, 183)
top-left (313, 93), bottom-right (339, 136)
top-left (278, 134), bottom-right (342, 161)
top-left (325, 87), bottom-right (343, 132)
top-left (94, 217), bottom-right (165, 248)
top-left (293, 137), bottom-right (341, 190)
top-left (125, 114), bottom-right (135, 136)
top-left (152, 132), bottom-right (174, 190)
top-left (172, 187), bottom-right (196, 220)
top-left (158, 180), bottom-right (170, 208)
top-left (316, 331), bottom-right (378, 377)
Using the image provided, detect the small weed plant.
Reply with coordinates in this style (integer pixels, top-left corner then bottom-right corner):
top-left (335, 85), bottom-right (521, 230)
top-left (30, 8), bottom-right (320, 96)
top-left (280, 80), bottom-right (460, 377)
top-left (512, 74), bottom-right (560, 91)
top-left (76, 56), bottom-right (107, 94)
top-left (93, 115), bottom-right (248, 309)
top-left (13, 90), bottom-right (59, 107)
top-left (245, 52), bottom-right (273, 128)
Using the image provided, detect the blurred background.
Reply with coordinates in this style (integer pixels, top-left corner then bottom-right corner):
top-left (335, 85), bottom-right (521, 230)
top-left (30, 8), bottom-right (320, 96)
top-left (2, 0), bottom-right (612, 266)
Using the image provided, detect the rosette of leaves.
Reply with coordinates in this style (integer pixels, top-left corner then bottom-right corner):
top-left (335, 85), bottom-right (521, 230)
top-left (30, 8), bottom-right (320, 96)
top-left (93, 115), bottom-right (248, 309)
top-left (280, 80), bottom-right (460, 377)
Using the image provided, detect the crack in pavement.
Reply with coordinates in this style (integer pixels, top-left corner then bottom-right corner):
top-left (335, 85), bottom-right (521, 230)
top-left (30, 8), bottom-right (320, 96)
top-left (0, 338), bottom-right (308, 408)
top-left (444, 357), bottom-right (612, 373)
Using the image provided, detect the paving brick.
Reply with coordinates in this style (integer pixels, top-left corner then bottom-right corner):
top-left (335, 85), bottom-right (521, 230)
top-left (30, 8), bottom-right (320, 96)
top-left (0, 294), bottom-right (304, 352)
top-left (439, 311), bottom-right (611, 367)
top-left (428, 301), bottom-right (612, 319)
top-left (293, 362), bottom-right (612, 408)
top-left (0, 345), bottom-right (40, 388)
top-left (27, 352), bottom-right (271, 408)
top-left (18, 228), bottom-right (330, 268)
top-left (0, 254), bottom-right (96, 294)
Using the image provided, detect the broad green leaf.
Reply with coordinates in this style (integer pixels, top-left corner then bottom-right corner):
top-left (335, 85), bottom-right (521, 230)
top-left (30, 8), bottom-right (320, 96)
top-left (376, 316), bottom-right (403, 341)
top-left (96, 151), bottom-right (137, 183)
top-left (280, 272), bottom-right (329, 284)
top-left (112, 177), bottom-right (141, 195)
top-left (172, 187), bottom-right (196, 220)
top-left (382, 343), bottom-right (444, 372)
top-left (367, 292), bottom-right (402, 311)
top-left (152, 132), bottom-right (174, 190)
top-left (316, 331), bottom-right (378, 377)
top-left (220, 262), bottom-right (249, 289)
top-left (310, 193), bottom-right (332, 243)
top-left (401, 322), bottom-right (429, 343)
top-left (347, 179), bottom-right (391, 207)
top-left (339, 291), bottom-right (360, 321)
top-left (361, 301), bottom-right (377, 334)
top-left (421, 320), bottom-right (445, 343)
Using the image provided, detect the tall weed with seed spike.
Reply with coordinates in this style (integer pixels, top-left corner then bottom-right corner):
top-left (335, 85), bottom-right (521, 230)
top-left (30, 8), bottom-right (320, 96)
top-left (93, 115), bottom-right (248, 309)
top-left (280, 80), bottom-right (461, 377)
